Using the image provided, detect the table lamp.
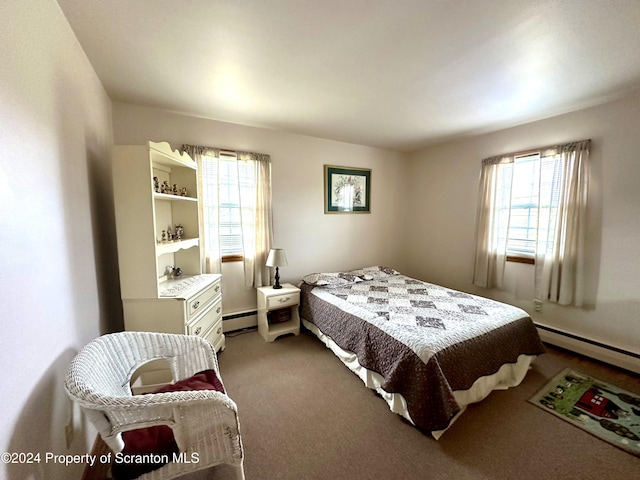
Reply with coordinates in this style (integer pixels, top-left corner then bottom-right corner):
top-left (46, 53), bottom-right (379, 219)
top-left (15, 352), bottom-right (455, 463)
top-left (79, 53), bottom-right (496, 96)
top-left (266, 248), bottom-right (288, 289)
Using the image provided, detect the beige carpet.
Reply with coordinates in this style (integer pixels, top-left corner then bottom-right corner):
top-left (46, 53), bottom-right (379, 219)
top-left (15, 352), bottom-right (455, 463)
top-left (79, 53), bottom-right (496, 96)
top-left (85, 329), bottom-right (640, 480)
top-left (212, 329), bottom-right (639, 480)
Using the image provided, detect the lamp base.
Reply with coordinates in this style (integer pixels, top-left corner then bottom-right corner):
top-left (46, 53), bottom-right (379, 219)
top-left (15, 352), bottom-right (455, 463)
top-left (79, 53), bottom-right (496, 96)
top-left (273, 267), bottom-right (282, 289)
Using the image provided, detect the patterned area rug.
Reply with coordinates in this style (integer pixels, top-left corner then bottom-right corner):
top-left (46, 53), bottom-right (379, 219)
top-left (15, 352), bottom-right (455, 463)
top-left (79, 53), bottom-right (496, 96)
top-left (529, 368), bottom-right (640, 457)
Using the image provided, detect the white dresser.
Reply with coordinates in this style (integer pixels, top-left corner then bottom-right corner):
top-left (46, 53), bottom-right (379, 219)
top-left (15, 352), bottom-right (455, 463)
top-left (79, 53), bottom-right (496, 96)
top-left (123, 273), bottom-right (225, 352)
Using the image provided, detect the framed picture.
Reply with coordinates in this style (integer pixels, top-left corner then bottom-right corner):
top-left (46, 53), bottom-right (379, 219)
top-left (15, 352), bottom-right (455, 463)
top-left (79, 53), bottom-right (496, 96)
top-left (324, 165), bottom-right (371, 214)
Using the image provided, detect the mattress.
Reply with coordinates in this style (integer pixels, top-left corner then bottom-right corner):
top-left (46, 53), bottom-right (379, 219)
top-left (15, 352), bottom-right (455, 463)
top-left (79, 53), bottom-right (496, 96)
top-left (299, 273), bottom-right (545, 438)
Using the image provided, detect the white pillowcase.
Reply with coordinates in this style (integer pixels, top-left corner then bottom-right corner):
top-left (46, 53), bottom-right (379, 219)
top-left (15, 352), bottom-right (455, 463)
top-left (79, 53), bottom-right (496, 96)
top-left (302, 266), bottom-right (401, 287)
top-left (348, 266), bottom-right (401, 280)
top-left (301, 272), bottom-right (363, 287)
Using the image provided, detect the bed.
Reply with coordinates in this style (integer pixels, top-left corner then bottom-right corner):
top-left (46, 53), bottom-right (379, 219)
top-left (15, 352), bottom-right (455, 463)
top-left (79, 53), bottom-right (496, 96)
top-left (299, 266), bottom-right (545, 439)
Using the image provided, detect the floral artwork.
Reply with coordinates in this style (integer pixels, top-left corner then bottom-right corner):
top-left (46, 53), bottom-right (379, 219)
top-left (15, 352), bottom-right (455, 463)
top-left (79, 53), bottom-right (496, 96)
top-left (324, 165), bottom-right (371, 213)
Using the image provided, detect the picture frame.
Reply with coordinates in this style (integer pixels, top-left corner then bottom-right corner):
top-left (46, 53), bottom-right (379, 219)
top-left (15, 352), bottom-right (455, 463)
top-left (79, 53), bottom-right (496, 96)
top-left (324, 165), bottom-right (371, 214)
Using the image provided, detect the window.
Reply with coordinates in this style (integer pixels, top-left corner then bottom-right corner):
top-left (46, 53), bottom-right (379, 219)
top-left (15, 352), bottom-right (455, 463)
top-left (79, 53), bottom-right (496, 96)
top-left (220, 154), bottom-right (254, 259)
top-left (201, 152), bottom-right (256, 261)
top-left (217, 155), bottom-right (242, 257)
top-left (506, 153), bottom-right (539, 260)
top-left (183, 143), bottom-right (273, 287)
top-left (504, 152), bottom-right (563, 263)
top-left (473, 139), bottom-right (589, 306)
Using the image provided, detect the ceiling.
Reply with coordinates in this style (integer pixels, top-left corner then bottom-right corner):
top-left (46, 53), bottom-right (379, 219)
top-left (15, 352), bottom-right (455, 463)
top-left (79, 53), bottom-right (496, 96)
top-left (57, 0), bottom-right (640, 152)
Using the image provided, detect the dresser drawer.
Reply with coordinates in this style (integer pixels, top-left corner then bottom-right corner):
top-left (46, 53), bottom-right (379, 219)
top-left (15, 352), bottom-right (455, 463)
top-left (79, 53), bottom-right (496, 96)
top-left (186, 297), bottom-right (222, 338)
top-left (204, 317), bottom-right (225, 351)
top-left (187, 279), bottom-right (221, 321)
top-left (267, 292), bottom-right (300, 309)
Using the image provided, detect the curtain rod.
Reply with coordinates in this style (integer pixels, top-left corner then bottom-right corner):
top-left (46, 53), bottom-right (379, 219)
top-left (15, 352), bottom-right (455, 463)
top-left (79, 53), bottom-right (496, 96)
top-left (486, 139), bottom-right (591, 161)
top-left (183, 144), bottom-right (270, 160)
top-left (182, 143), bottom-right (237, 154)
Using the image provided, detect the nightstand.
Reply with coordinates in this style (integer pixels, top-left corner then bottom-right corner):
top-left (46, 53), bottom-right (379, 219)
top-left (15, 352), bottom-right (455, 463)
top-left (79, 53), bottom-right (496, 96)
top-left (257, 283), bottom-right (301, 342)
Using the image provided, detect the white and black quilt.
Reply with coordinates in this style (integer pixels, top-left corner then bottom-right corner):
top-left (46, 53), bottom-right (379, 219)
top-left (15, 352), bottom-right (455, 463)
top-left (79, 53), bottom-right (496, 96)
top-left (300, 274), bottom-right (545, 432)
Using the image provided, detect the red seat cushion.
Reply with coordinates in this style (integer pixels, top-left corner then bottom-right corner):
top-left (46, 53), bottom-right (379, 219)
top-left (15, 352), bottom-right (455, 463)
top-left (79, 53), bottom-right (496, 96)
top-left (112, 369), bottom-right (224, 480)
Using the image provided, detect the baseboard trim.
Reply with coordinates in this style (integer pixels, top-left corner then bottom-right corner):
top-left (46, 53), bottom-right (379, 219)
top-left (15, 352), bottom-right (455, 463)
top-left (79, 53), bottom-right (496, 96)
top-left (535, 323), bottom-right (640, 374)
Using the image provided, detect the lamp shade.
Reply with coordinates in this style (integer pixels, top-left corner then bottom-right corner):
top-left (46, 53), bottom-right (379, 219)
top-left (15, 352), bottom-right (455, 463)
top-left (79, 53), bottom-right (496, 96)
top-left (266, 248), bottom-right (288, 267)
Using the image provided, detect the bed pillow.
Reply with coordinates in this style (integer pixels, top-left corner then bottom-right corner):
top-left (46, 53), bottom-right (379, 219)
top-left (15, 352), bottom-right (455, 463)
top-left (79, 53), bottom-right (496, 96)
top-left (302, 272), bottom-right (363, 287)
top-left (350, 266), bottom-right (401, 280)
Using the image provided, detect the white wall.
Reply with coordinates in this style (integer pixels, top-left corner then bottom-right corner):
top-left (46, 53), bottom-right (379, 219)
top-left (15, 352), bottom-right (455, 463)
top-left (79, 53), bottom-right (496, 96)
top-left (112, 98), bottom-right (640, 372)
top-left (112, 102), bottom-right (408, 316)
top-left (405, 91), bottom-right (640, 368)
top-left (0, 2), bottom-right (116, 479)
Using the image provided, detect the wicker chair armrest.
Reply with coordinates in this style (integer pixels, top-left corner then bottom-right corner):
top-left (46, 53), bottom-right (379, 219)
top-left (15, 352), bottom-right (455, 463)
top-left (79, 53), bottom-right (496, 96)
top-left (79, 388), bottom-right (234, 409)
top-left (105, 392), bottom-right (240, 444)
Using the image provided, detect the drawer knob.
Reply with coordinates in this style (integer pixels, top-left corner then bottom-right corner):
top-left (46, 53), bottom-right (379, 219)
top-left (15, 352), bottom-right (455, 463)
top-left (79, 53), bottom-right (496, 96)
top-left (217, 327), bottom-right (222, 334)
top-left (192, 301), bottom-right (200, 310)
top-left (215, 286), bottom-right (220, 292)
top-left (216, 307), bottom-right (221, 314)
top-left (278, 297), bottom-right (290, 303)
top-left (195, 326), bottom-right (202, 335)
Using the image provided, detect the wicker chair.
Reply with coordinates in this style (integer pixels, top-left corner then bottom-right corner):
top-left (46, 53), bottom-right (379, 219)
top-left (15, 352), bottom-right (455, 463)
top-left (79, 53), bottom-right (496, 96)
top-left (64, 331), bottom-right (244, 480)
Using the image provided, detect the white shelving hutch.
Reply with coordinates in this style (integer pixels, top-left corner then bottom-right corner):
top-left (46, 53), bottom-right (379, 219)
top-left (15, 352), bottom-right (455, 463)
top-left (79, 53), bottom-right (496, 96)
top-left (112, 142), bottom-right (225, 370)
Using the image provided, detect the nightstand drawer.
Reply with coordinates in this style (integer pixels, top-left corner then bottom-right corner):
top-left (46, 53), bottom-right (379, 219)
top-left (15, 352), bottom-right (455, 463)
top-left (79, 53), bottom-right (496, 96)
top-left (187, 279), bottom-right (221, 321)
top-left (187, 297), bottom-right (222, 338)
top-left (267, 292), bottom-right (300, 309)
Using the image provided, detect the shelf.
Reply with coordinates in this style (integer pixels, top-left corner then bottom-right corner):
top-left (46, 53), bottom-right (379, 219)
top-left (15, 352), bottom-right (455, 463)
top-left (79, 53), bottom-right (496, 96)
top-left (266, 318), bottom-right (299, 336)
top-left (156, 238), bottom-right (199, 255)
top-left (154, 192), bottom-right (197, 202)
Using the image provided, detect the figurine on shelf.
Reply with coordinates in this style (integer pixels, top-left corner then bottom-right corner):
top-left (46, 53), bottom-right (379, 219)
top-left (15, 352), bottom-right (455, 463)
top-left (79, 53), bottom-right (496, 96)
top-left (180, 187), bottom-right (188, 196)
top-left (166, 265), bottom-right (182, 278)
top-left (153, 176), bottom-right (160, 192)
top-left (167, 226), bottom-right (173, 241)
top-left (175, 224), bottom-right (184, 241)
top-left (161, 230), bottom-right (167, 242)
top-left (172, 184), bottom-right (179, 195)
top-left (161, 180), bottom-right (170, 194)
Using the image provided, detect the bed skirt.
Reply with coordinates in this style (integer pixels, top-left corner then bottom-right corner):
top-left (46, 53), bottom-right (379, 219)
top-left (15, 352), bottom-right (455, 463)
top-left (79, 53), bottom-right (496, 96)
top-left (302, 317), bottom-right (537, 439)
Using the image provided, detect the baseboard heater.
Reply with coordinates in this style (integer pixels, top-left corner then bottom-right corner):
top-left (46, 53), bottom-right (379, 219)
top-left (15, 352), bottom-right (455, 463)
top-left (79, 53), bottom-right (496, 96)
top-left (535, 323), bottom-right (639, 374)
top-left (223, 310), bottom-right (258, 321)
top-left (222, 310), bottom-right (258, 332)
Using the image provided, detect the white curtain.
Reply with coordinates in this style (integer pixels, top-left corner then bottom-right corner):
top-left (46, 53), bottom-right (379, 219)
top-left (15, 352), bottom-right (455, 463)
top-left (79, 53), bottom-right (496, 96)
top-left (182, 145), bottom-right (274, 288)
top-left (472, 154), bottom-right (515, 288)
top-left (473, 140), bottom-right (590, 307)
top-left (182, 145), bottom-right (223, 274)
top-left (236, 151), bottom-right (274, 288)
top-left (534, 141), bottom-right (590, 306)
